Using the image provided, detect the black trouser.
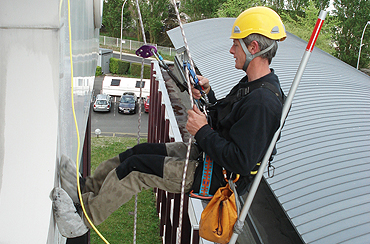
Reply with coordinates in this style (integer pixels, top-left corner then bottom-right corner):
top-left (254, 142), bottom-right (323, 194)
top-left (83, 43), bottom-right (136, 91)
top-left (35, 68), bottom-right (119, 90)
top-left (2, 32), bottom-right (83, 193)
top-left (117, 143), bottom-right (167, 180)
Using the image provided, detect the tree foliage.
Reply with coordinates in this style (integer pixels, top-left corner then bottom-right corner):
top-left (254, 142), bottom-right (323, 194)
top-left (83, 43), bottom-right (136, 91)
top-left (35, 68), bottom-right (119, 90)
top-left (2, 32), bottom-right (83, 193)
top-left (100, 0), bottom-right (370, 69)
top-left (312, 0), bottom-right (330, 10)
top-left (102, 0), bottom-right (176, 46)
top-left (332, 0), bottom-right (370, 68)
top-left (281, 1), bottom-right (337, 54)
top-left (183, 0), bottom-right (229, 20)
top-left (139, 0), bottom-right (169, 44)
top-left (286, 0), bottom-right (309, 13)
top-left (102, 0), bottom-right (132, 38)
top-left (217, 0), bottom-right (262, 17)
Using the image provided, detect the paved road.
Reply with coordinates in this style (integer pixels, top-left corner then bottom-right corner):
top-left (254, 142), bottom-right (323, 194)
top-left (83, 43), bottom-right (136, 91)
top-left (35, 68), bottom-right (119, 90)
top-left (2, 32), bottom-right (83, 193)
top-left (91, 75), bottom-right (149, 137)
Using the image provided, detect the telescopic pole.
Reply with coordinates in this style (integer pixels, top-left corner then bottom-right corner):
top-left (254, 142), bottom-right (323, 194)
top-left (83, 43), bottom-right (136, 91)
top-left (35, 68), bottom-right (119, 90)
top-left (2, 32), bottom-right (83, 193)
top-left (228, 10), bottom-right (327, 244)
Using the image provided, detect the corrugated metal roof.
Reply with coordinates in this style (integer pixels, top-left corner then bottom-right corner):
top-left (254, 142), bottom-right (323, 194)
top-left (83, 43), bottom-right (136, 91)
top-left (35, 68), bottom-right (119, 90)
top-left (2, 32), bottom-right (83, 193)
top-left (168, 18), bottom-right (370, 244)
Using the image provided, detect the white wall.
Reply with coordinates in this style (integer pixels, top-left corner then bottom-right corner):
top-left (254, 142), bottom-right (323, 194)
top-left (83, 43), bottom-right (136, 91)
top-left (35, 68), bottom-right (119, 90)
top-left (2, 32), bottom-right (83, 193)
top-left (0, 0), bottom-right (100, 243)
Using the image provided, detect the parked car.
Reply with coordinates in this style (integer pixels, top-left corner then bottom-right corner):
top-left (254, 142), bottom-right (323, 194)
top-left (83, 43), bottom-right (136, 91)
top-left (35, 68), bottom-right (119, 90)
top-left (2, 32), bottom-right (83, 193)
top-left (144, 96), bottom-right (150, 113)
top-left (122, 92), bottom-right (137, 101)
top-left (93, 94), bottom-right (111, 112)
top-left (118, 95), bottom-right (137, 114)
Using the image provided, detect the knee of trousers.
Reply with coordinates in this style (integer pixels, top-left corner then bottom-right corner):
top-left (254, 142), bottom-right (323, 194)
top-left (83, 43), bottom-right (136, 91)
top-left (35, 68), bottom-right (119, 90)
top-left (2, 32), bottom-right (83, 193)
top-left (162, 157), bottom-right (199, 193)
top-left (165, 142), bottom-right (201, 160)
top-left (84, 156), bottom-right (121, 194)
top-left (81, 169), bottom-right (166, 227)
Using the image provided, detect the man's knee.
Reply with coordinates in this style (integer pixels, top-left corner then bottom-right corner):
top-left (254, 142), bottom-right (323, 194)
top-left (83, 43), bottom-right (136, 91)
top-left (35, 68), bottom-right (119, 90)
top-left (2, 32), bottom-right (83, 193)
top-left (165, 142), bottom-right (201, 159)
top-left (115, 156), bottom-right (137, 180)
top-left (119, 143), bottom-right (167, 162)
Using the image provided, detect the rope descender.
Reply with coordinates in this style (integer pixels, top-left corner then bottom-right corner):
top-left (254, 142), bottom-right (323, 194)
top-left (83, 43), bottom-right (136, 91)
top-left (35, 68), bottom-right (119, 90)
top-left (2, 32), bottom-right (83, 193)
top-left (136, 44), bottom-right (188, 92)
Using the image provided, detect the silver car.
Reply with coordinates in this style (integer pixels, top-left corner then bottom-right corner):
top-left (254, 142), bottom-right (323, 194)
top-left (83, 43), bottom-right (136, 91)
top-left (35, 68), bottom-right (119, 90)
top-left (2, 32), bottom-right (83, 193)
top-left (93, 94), bottom-right (112, 112)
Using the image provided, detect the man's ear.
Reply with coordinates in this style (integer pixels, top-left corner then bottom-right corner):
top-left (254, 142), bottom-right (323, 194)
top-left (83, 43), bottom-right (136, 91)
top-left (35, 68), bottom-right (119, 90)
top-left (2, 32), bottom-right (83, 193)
top-left (248, 40), bottom-right (260, 55)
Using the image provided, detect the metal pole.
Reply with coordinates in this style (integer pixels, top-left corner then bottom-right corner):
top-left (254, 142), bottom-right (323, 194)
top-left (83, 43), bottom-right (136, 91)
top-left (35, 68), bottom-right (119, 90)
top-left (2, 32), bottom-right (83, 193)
top-left (228, 10), bottom-right (327, 244)
top-left (356, 21), bottom-right (370, 70)
top-left (120, 0), bottom-right (128, 60)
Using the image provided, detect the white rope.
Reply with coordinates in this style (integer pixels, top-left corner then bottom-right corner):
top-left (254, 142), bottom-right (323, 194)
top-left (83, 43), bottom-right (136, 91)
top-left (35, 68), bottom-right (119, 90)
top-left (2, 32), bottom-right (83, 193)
top-left (133, 1), bottom-right (147, 243)
top-left (169, 1), bottom-right (198, 243)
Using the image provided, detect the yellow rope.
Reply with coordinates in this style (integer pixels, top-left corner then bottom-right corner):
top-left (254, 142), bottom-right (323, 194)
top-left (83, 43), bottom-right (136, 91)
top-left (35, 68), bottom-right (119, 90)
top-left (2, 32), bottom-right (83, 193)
top-left (67, 0), bottom-right (110, 242)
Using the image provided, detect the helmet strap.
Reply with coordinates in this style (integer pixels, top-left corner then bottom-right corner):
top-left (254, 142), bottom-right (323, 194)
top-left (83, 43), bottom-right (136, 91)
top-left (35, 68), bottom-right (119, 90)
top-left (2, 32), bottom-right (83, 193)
top-left (239, 39), bottom-right (276, 71)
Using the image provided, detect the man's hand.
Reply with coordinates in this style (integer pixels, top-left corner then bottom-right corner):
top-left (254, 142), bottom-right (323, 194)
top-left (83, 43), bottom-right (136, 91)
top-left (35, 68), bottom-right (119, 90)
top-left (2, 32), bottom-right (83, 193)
top-left (186, 105), bottom-right (208, 136)
top-left (192, 75), bottom-right (210, 100)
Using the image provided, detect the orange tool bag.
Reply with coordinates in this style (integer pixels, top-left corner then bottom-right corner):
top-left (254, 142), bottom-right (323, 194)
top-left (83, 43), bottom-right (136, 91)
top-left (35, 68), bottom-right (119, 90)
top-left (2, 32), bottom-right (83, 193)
top-left (199, 175), bottom-right (241, 244)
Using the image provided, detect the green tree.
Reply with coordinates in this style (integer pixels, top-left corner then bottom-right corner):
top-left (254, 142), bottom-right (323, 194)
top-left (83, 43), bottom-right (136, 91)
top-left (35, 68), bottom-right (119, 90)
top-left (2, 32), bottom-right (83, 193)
top-left (183, 0), bottom-right (229, 20)
top-left (265, 0), bottom-right (286, 13)
top-left (286, 0), bottom-right (309, 13)
top-left (313, 0), bottom-right (330, 10)
top-left (160, 4), bottom-right (181, 46)
top-left (217, 0), bottom-right (263, 17)
top-left (281, 1), bottom-right (337, 54)
top-left (332, 0), bottom-right (370, 68)
top-left (102, 0), bottom-right (133, 38)
top-left (139, 0), bottom-right (168, 43)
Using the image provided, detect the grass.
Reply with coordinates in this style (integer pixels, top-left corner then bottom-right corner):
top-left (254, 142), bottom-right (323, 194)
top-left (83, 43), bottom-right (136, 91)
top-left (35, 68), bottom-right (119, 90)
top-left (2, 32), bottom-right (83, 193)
top-left (90, 136), bottom-right (162, 244)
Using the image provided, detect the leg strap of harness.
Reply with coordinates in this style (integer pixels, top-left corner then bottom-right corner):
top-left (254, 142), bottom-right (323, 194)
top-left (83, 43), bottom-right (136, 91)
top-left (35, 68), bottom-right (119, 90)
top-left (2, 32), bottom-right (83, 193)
top-left (190, 153), bottom-right (214, 200)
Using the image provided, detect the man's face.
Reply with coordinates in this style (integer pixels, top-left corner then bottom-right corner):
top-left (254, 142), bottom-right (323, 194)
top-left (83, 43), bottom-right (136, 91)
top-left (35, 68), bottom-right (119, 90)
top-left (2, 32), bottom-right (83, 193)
top-left (229, 39), bottom-right (246, 70)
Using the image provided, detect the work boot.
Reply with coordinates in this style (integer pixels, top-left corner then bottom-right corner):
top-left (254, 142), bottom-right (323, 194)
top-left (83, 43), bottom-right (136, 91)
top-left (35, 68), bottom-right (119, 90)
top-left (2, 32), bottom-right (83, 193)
top-left (60, 155), bottom-right (81, 203)
top-left (50, 187), bottom-right (89, 238)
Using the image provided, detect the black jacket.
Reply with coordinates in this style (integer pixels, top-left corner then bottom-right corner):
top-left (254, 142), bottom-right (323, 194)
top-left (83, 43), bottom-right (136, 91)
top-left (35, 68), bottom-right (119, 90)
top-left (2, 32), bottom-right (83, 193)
top-left (193, 70), bottom-right (283, 195)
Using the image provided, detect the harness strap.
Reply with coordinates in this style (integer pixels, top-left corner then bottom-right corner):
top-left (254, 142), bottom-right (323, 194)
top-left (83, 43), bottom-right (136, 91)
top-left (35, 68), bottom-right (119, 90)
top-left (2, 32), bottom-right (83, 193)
top-left (190, 153), bottom-right (214, 200)
top-left (236, 81), bottom-right (285, 104)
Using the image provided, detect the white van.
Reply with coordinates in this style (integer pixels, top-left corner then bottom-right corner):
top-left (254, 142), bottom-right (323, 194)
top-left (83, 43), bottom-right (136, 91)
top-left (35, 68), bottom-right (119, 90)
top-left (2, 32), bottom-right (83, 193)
top-left (102, 76), bottom-right (150, 99)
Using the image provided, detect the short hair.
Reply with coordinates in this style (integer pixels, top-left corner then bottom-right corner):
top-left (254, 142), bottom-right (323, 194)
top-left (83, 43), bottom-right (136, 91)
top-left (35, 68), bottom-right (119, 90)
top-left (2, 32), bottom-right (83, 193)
top-left (242, 34), bottom-right (278, 64)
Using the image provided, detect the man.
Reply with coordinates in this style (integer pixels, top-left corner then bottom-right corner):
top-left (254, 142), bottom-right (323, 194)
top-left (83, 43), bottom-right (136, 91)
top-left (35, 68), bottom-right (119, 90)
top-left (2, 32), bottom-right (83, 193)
top-left (51, 6), bottom-right (286, 238)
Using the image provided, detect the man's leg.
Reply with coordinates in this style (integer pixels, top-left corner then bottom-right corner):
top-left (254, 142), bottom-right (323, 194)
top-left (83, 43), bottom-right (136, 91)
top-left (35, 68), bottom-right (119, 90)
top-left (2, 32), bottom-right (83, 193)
top-left (85, 143), bottom-right (167, 195)
top-left (53, 142), bottom-right (200, 237)
top-left (83, 142), bottom-right (197, 197)
top-left (81, 154), bottom-right (199, 227)
top-left (165, 142), bottom-right (201, 159)
top-left (60, 143), bottom-right (167, 202)
top-left (83, 156), bottom-right (120, 195)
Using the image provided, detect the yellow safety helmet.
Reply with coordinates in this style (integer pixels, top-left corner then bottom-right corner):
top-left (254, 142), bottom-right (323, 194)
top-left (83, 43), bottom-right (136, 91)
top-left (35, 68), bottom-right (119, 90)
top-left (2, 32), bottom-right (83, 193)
top-left (230, 6), bottom-right (286, 41)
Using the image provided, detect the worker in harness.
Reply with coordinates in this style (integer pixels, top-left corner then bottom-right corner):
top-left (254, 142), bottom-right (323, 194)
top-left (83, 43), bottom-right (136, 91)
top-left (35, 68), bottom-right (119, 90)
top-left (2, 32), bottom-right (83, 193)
top-left (51, 6), bottom-right (287, 238)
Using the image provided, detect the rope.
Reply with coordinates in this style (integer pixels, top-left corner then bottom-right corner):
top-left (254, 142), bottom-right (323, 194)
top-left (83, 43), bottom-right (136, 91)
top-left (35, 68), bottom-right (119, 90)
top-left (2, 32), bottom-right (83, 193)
top-left (133, 1), bottom-right (147, 243)
top-left (67, 0), bottom-right (110, 242)
top-left (169, 1), bottom-right (198, 243)
top-left (68, 0), bottom-right (146, 243)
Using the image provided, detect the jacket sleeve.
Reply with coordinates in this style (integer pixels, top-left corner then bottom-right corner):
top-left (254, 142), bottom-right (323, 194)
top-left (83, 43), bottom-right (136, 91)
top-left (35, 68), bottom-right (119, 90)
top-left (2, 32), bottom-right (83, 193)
top-left (206, 88), bottom-right (217, 104)
top-left (194, 90), bottom-right (281, 176)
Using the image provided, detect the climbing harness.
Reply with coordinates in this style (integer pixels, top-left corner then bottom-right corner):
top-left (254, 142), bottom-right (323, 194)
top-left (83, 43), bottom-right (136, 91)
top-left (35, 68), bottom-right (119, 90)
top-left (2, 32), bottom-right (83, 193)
top-left (189, 153), bottom-right (242, 200)
top-left (189, 153), bottom-right (214, 200)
